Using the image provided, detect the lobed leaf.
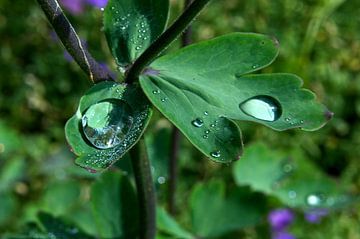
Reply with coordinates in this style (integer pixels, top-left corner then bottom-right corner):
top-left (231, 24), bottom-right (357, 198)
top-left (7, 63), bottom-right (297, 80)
top-left (140, 33), bottom-right (331, 162)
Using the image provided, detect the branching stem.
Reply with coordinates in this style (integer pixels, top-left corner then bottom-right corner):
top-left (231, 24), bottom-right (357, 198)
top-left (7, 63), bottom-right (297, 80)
top-left (125, 0), bottom-right (211, 83)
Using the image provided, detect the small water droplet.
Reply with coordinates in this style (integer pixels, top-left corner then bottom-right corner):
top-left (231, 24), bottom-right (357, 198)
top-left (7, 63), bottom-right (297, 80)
top-left (161, 98), bottom-right (167, 102)
top-left (300, 120), bottom-right (304, 124)
top-left (81, 100), bottom-right (134, 149)
top-left (152, 90), bottom-right (160, 94)
top-left (111, 6), bottom-right (115, 10)
top-left (239, 96), bottom-right (282, 122)
top-left (283, 163), bottom-right (293, 173)
top-left (135, 46), bottom-right (142, 50)
top-left (210, 150), bottom-right (221, 158)
top-left (288, 190), bottom-right (297, 199)
top-left (100, 7), bottom-right (104, 11)
top-left (203, 135), bottom-right (208, 139)
top-left (191, 118), bottom-right (204, 128)
top-left (204, 111), bottom-right (209, 116)
top-left (306, 193), bottom-right (325, 207)
top-left (285, 117), bottom-right (291, 122)
top-left (157, 176), bottom-right (166, 184)
top-left (117, 66), bottom-right (126, 74)
top-left (204, 130), bottom-right (210, 134)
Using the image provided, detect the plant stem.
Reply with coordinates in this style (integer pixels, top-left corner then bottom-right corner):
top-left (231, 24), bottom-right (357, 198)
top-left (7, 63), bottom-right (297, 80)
top-left (36, 0), bottom-right (114, 83)
top-left (130, 139), bottom-right (156, 239)
top-left (168, 0), bottom-right (194, 215)
top-left (125, 0), bottom-right (211, 83)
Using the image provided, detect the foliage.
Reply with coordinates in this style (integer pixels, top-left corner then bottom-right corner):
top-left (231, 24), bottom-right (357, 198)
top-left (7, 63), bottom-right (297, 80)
top-left (0, 0), bottom-right (360, 238)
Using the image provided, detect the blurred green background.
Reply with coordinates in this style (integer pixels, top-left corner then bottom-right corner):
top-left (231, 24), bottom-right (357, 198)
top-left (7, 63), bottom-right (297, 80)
top-left (0, 0), bottom-right (360, 238)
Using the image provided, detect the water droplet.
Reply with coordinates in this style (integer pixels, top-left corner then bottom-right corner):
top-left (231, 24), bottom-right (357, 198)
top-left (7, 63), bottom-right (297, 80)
top-left (191, 118), bottom-right (204, 128)
top-left (135, 46), bottom-right (142, 50)
top-left (288, 190), bottom-right (297, 199)
top-left (210, 150), bottom-right (221, 158)
top-left (285, 117), bottom-right (291, 122)
top-left (282, 163), bottom-right (293, 173)
top-left (239, 96), bottom-right (282, 122)
top-left (157, 176), bottom-right (166, 184)
top-left (117, 66), bottom-right (126, 74)
top-left (300, 120), bottom-right (304, 124)
top-left (111, 6), bottom-right (115, 10)
top-left (100, 7), bottom-right (104, 11)
top-left (204, 130), bottom-right (210, 134)
top-left (306, 193), bottom-right (325, 207)
top-left (152, 90), bottom-right (160, 94)
top-left (203, 135), bottom-right (208, 139)
top-left (161, 98), bottom-right (167, 102)
top-left (204, 111), bottom-right (209, 116)
top-left (81, 100), bottom-right (134, 149)
top-left (210, 124), bottom-right (215, 128)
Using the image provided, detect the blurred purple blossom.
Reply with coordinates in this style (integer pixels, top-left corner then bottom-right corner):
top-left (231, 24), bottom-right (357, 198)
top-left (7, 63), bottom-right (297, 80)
top-left (86, 0), bottom-right (108, 8)
top-left (272, 231), bottom-right (296, 239)
top-left (304, 209), bottom-right (328, 224)
top-left (60, 0), bottom-right (107, 14)
top-left (268, 208), bottom-right (295, 231)
top-left (60, 0), bottom-right (85, 15)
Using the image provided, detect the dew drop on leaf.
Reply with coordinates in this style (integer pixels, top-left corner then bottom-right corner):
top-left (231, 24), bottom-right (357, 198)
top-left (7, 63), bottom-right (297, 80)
top-left (288, 190), bottom-right (297, 199)
top-left (81, 100), bottom-right (134, 149)
top-left (191, 118), bottom-right (204, 128)
top-left (210, 150), bottom-right (221, 158)
top-left (157, 176), bottom-right (166, 184)
top-left (239, 96), bottom-right (282, 122)
top-left (282, 163), bottom-right (293, 173)
top-left (152, 90), bottom-right (160, 94)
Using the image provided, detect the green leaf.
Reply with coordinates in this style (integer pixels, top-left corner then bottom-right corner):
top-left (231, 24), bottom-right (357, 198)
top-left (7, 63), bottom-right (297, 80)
top-left (41, 181), bottom-right (81, 216)
top-left (145, 127), bottom-right (171, 184)
top-left (190, 180), bottom-right (266, 238)
top-left (38, 213), bottom-right (94, 239)
top-left (104, 0), bottom-right (169, 67)
top-left (140, 33), bottom-right (330, 163)
top-left (4, 213), bottom-right (94, 239)
top-left (157, 207), bottom-right (194, 239)
top-left (90, 170), bottom-right (138, 238)
top-left (65, 81), bottom-right (152, 172)
top-left (233, 142), bottom-right (353, 209)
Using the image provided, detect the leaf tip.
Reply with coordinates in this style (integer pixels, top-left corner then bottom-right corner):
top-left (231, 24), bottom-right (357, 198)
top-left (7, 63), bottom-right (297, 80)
top-left (270, 35), bottom-right (280, 48)
top-left (324, 110), bottom-right (334, 121)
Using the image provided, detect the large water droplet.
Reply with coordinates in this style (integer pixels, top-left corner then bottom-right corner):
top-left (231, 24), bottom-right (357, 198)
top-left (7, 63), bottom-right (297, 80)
top-left (81, 100), bottom-right (134, 149)
top-left (306, 193), bottom-right (325, 207)
top-left (191, 118), bottom-right (204, 128)
top-left (239, 96), bottom-right (282, 122)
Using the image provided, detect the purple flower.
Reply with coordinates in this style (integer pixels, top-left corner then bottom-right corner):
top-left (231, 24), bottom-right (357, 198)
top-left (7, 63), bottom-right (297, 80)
top-left (60, 0), bottom-right (85, 15)
top-left (268, 208), bottom-right (295, 231)
top-left (85, 0), bottom-right (108, 8)
top-left (304, 209), bottom-right (328, 224)
top-left (273, 231), bottom-right (296, 239)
